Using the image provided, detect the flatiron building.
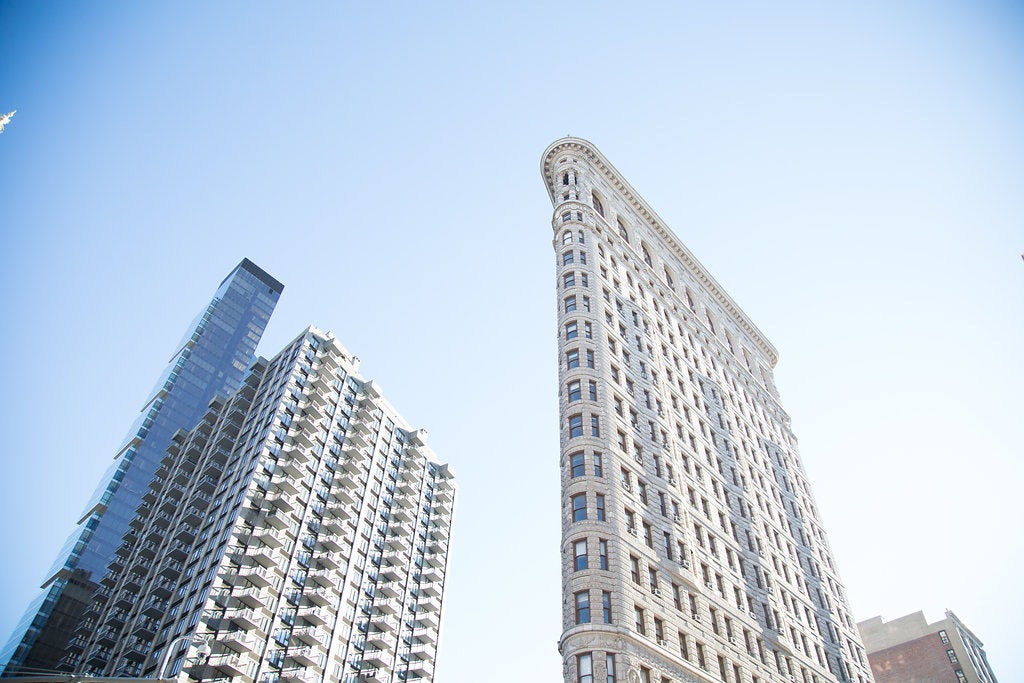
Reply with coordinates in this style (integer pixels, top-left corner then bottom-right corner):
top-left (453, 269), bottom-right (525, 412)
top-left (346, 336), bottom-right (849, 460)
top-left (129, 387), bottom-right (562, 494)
top-left (543, 138), bottom-right (874, 683)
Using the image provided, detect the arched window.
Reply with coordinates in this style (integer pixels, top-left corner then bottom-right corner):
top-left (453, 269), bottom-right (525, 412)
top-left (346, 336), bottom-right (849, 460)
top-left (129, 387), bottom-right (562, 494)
top-left (642, 245), bottom-right (652, 267)
top-left (592, 193), bottom-right (605, 217)
top-left (664, 267), bottom-right (674, 289)
top-left (562, 230), bottom-right (573, 246)
top-left (563, 172), bottom-right (570, 186)
top-left (617, 218), bottom-right (629, 243)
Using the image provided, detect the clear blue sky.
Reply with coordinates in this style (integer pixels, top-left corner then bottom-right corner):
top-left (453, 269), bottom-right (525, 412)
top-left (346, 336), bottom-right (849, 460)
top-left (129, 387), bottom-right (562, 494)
top-left (1, 2), bottom-right (1021, 681)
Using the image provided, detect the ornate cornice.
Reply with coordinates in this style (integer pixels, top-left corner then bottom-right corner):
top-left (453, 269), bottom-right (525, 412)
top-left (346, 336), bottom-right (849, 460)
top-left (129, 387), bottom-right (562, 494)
top-left (541, 137), bottom-right (779, 368)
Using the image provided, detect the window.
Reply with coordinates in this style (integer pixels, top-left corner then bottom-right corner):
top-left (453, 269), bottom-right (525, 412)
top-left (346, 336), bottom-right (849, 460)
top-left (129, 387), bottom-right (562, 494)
top-left (589, 381), bottom-right (597, 401)
top-left (593, 453), bottom-right (603, 477)
top-left (570, 452), bottom-right (585, 477)
top-left (591, 415), bottom-right (600, 436)
top-left (634, 606), bottom-right (646, 635)
top-left (567, 349), bottom-right (580, 369)
top-left (574, 539), bottom-right (588, 570)
top-left (630, 556), bottom-right (641, 584)
top-left (586, 350), bottom-right (595, 368)
top-left (564, 272), bottom-right (576, 288)
top-left (580, 251), bottom-right (587, 265)
top-left (566, 321), bottom-right (579, 339)
top-left (572, 493), bottom-right (587, 521)
top-left (583, 296), bottom-right (591, 311)
top-left (602, 591), bottom-right (612, 623)
top-left (575, 591), bottom-right (591, 624)
top-left (955, 671), bottom-right (966, 683)
top-left (577, 653), bottom-right (593, 683)
top-left (648, 567), bottom-right (659, 591)
top-left (569, 414), bottom-right (583, 438)
top-left (562, 230), bottom-right (573, 245)
top-left (596, 494), bottom-right (605, 521)
top-left (564, 251), bottom-right (574, 265)
top-left (584, 322), bottom-right (593, 339)
top-left (639, 667), bottom-right (651, 683)
top-left (565, 296), bottom-right (577, 313)
top-left (606, 654), bottom-right (616, 683)
top-left (568, 380), bottom-right (582, 402)
top-left (593, 194), bottom-right (604, 217)
top-left (939, 630), bottom-right (949, 644)
top-left (642, 245), bottom-right (652, 267)
top-left (599, 540), bottom-right (609, 569)
top-left (617, 218), bottom-right (629, 243)
top-left (946, 649), bottom-right (958, 664)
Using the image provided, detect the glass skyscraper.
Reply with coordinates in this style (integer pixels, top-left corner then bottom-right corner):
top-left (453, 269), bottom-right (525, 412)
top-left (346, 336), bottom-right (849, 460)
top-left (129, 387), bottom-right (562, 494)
top-left (0, 258), bottom-right (283, 676)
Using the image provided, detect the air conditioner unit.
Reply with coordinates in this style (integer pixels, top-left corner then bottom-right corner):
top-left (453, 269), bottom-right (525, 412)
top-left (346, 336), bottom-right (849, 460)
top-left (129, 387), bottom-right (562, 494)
top-left (668, 478), bottom-right (677, 485)
top-left (651, 587), bottom-right (661, 596)
top-left (673, 513), bottom-right (681, 522)
top-left (705, 582), bottom-right (715, 590)
top-left (681, 560), bottom-right (691, 569)
top-left (658, 639), bottom-right (668, 647)
top-left (729, 636), bottom-right (738, 645)
top-left (692, 614), bottom-right (701, 622)
top-left (627, 526), bottom-right (638, 536)
top-left (635, 455), bottom-right (644, 464)
top-left (748, 610), bottom-right (757, 619)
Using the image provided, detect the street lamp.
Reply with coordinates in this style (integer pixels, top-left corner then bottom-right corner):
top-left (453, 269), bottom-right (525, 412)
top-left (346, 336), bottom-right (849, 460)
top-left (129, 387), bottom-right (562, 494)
top-left (157, 632), bottom-right (212, 681)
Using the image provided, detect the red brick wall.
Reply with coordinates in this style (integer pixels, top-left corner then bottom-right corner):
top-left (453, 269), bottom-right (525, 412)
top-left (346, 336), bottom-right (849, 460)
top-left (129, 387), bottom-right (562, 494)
top-left (868, 633), bottom-right (960, 683)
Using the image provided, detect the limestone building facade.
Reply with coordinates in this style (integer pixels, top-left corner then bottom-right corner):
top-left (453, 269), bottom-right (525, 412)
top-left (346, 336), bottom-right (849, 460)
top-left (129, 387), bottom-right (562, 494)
top-left (67, 327), bottom-right (455, 683)
top-left (542, 138), bottom-right (873, 683)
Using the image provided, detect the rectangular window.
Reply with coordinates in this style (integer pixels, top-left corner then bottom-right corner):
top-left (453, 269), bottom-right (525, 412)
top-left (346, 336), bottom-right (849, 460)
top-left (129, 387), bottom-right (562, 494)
top-left (565, 296), bottom-right (577, 313)
top-left (571, 452), bottom-right (585, 477)
top-left (578, 653), bottom-right (593, 683)
top-left (589, 381), bottom-right (598, 401)
top-left (602, 591), bottom-right (612, 623)
top-left (563, 582), bottom-right (589, 623)
top-left (593, 453), bottom-right (603, 477)
top-left (567, 349), bottom-right (580, 368)
top-left (630, 556), bottom-right (641, 584)
top-left (596, 494), bottom-right (605, 521)
top-left (564, 272), bottom-right (576, 288)
top-left (939, 630), bottom-right (949, 644)
top-left (634, 606), bottom-right (646, 635)
top-left (574, 539), bottom-right (588, 570)
top-left (599, 539), bottom-right (609, 569)
top-left (569, 414), bottom-right (583, 437)
top-left (946, 649), bottom-right (958, 664)
top-left (591, 415), bottom-right (600, 436)
top-left (586, 349), bottom-right (595, 367)
top-left (584, 322), bottom-right (593, 339)
top-left (606, 654), bottom-right (616, 683)
top-left (564, 251), bottom-right (575, 265)
top-left (568, 380), bottom-right (582, 402)
top-left (572, 494), bottom-right (587, 521)
top-left (566, 321), bottom-right (579, 339)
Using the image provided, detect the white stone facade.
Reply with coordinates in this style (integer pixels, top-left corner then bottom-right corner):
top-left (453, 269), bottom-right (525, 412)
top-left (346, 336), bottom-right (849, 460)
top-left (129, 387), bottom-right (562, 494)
top-left (71, 327), bottom-right (455, 683)
top-left (543, 138), bottom-right (872, 683)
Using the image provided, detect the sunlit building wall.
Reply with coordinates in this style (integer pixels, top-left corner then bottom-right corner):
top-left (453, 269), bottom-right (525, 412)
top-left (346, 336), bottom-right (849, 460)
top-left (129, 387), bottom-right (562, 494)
top-left (858, 610), bottom-right (999, 683)
top-left (543, 138), bottom-right (874, 683)
top-left (69, 326), bottom-right (455, 683)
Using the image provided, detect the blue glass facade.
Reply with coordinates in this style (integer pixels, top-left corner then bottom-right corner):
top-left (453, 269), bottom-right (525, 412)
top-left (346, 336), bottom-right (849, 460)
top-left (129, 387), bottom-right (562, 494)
top-left (0, 259), bottom-right (282, 676)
